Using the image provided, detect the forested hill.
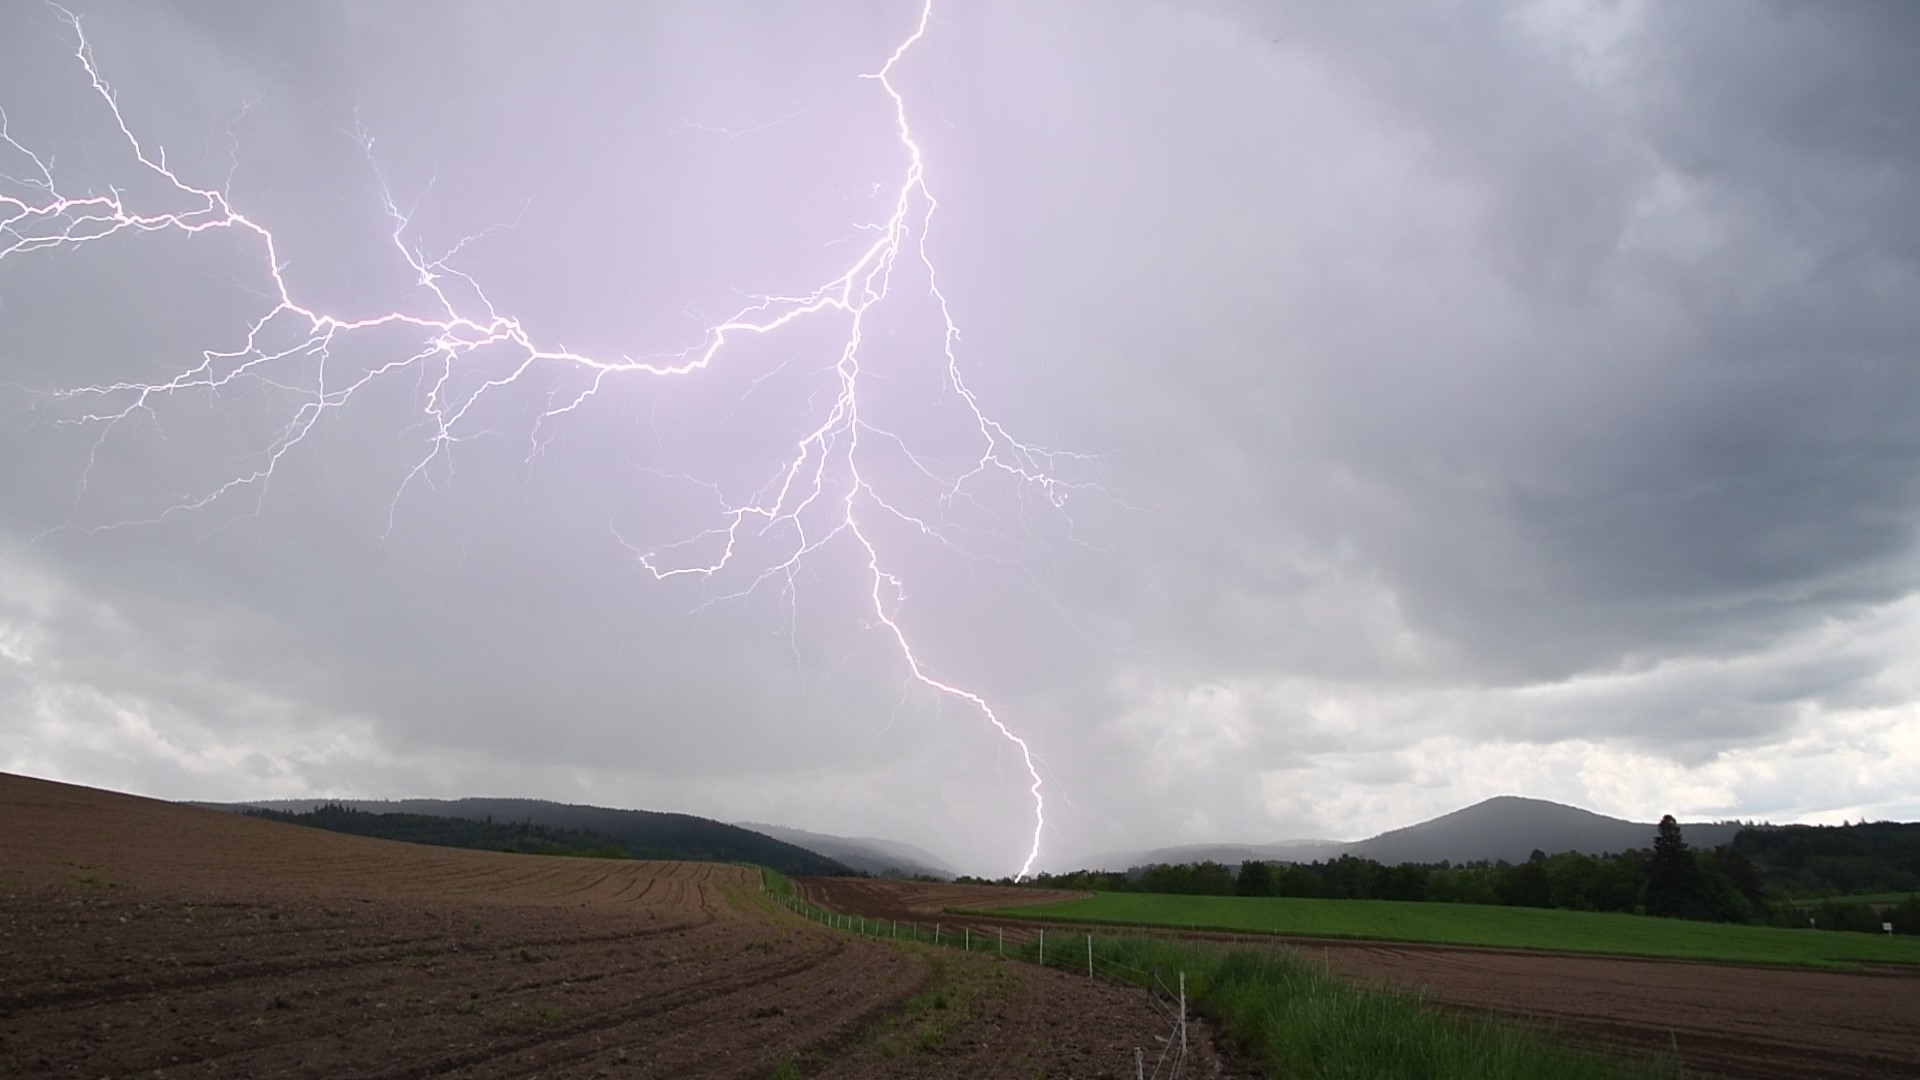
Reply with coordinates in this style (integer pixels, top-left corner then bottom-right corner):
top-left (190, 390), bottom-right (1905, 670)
top-left (222, 797), bottom-right (853, 877)
top-left (242, 805), bottom-right (645, 861)
top-left (1733, 820), bottom-right (1920, 897)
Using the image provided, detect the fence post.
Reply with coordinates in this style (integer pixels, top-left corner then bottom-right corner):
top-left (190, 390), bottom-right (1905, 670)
top-left (964, 926), bottom-right (970, 951)
top-left (1039, 929), bottom-right (1045, 967)
top-left (998, 927), bottom-right (1004, 956)
top-left (935, 923), bottom-right (941, 945)
top-left (1087, 934), bottom-right (1093, 978)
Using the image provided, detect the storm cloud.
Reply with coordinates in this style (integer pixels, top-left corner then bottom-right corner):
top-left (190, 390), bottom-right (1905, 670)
top-left (2, 0), bottom-right (1916, 874)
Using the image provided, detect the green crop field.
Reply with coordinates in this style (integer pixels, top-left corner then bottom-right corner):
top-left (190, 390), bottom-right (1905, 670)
top-left (981, 893), bottom-right (1920, 968)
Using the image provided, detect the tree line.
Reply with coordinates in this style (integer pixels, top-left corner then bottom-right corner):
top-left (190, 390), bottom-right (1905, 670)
top-left (245, 804), bottom-right (643, 860)
top-left (984, 816), bottom-right (1920, 935)
top-left (238, 799), bottom-right (855, 876)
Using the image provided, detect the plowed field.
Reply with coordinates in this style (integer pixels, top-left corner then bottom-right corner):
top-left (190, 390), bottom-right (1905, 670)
top-left (803, 877), bottom-right (1920, 1080)
top-left (0, 774), bottom-right (1227, 1078)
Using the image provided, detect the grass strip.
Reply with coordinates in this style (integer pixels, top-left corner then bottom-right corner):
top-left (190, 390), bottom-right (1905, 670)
top-left (1099, 934), bottom-right (1682, 1080)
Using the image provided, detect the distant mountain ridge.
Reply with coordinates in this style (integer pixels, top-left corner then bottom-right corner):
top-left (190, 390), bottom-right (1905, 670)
top-left (1066, 796), bottom-right (1751, 871)
top-left (737, 822), bottom-right (954, 879)
top-left (1348, 796), bottom-right (1745, 866)
top-left (211, 797), bottom-right (851, 877)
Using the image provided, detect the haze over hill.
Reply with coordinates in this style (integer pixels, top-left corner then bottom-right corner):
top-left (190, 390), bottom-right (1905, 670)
top-left (1070, 840), bottom-right (1346, 873)
top-left (219, 792), bottom-right (1760, 879)
top-left (1065, 796), bottom-right (1752, 872)
top-left (736, 822), bottom-right (955, 880)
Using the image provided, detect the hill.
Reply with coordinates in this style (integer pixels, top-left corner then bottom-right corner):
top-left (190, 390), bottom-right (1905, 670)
top-left (736, 822), bottom-right (955, 879)
top-left (1350, 796), bottom-right (1745, 866)
top-left (217, 796), bottom-right (852, 877)
top-left (1070, 797), bottom-right (1746, 871)
top-left (0, 773), bottom-right (947, 1079)
top-left (1733, 820), bottom-right (1920, 897)
top-left (241, 803), bottom-right (645, 859)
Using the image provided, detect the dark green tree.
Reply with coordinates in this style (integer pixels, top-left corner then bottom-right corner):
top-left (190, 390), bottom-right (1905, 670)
top-left (1235, 859), bottom-right (1275, 897)
top-left (1497, 859), bottom-right (1552, 908)
top-left (1273, 863), bottom-right (1323, 898)
top-left (1890, 895), bottom-right (1920, 935)
top-left (1191, 860), bottom-right (1237, 895)
top-left (1644, 814), bottom-right (1704, 918)
top-left (1710, 846), bottom-right (1766, 912)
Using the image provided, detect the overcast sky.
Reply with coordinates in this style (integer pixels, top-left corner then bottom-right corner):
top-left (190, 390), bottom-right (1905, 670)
top-left (2, 0), bottom-right (1917, 875)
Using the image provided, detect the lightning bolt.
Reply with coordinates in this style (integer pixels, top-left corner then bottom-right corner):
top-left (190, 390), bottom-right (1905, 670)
top-left (1, 1), bottom-right (1085, 878)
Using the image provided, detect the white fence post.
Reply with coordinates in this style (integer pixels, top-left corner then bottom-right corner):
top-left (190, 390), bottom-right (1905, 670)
top-left (1039, 929), bottom-right (1045, 966)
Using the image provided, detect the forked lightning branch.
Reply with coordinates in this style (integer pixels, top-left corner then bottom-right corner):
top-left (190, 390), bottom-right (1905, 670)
top-left (0, 0), bottom-right (1081, 879)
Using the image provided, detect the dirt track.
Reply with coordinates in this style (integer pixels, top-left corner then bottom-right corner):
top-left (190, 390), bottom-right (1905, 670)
top-left (0, 774), bottom-right (1228, 1078)
top-left (801, 877), bottom-right (1920, 1080)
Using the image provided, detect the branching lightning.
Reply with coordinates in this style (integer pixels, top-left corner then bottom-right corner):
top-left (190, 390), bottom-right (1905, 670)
top-left (0, 0), bottom-right (1087, 878)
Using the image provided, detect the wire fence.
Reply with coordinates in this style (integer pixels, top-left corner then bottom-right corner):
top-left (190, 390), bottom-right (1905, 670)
top-left (761, 878), bottom-right (1191, 1078)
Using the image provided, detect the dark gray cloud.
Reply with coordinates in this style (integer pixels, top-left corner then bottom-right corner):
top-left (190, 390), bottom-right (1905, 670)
top-left (3, 0), bottom-right (1917, 872)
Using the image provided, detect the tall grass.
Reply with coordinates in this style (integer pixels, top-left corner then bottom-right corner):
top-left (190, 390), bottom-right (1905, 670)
top-left (759, 867), bottom-right (794, 896)
top-left (1098, 935), bottom-right (1683, 1080)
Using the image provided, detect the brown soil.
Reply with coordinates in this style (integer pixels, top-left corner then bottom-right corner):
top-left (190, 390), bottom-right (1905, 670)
top-left (821, 942), bottom-right (1236, 1078)
top-left (802, 877), bottom-right (1920, 1080)
top-left (0, 774), bottom-right (1228, 1079)
top-left (789, 880), bottom-right (1243, 1077)
top-left (1321, 942), bottom-right (1920, 1080)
